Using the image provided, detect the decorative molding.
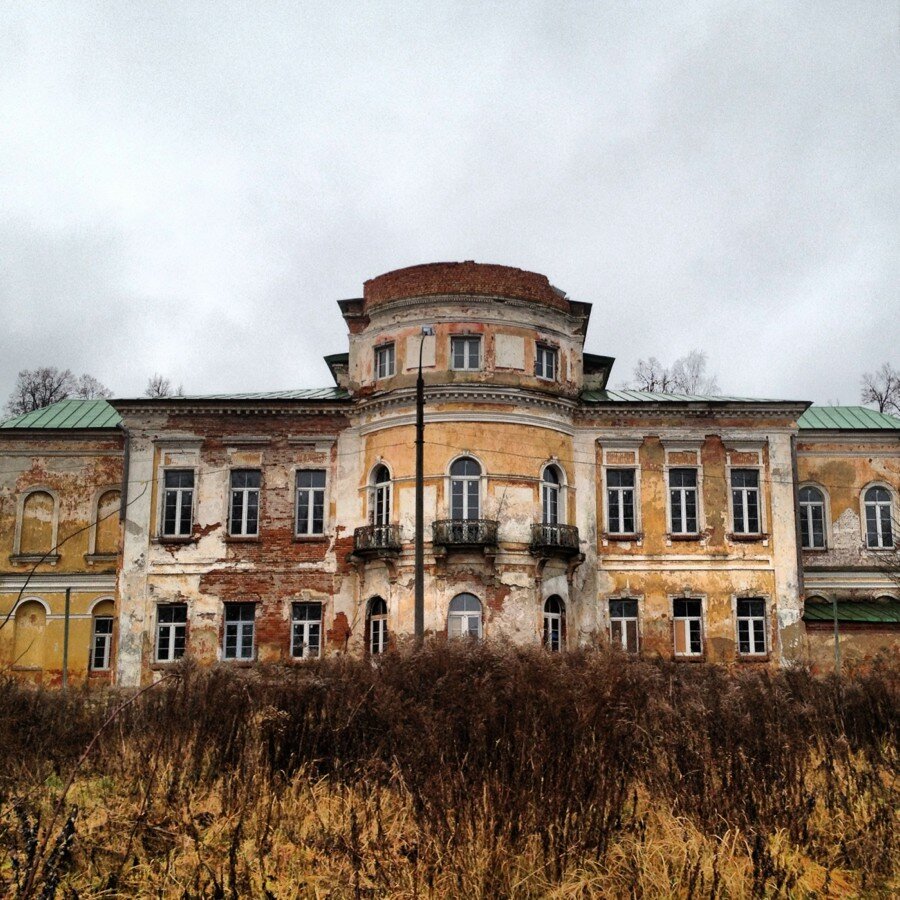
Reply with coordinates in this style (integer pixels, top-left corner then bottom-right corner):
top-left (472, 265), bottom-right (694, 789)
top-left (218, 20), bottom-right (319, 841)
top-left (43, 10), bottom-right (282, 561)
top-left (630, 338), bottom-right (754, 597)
top-left (0, 573), bottom-right (117, 592)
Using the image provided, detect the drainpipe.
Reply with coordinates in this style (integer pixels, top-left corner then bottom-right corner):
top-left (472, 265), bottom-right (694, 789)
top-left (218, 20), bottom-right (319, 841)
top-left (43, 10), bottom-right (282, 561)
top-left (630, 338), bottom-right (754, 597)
top-left (61, 587), bottom-right (71, 689)
top-left (119, 424), bottom-right (130, 521)
top-left (832, 596), bottom-right (841, 676)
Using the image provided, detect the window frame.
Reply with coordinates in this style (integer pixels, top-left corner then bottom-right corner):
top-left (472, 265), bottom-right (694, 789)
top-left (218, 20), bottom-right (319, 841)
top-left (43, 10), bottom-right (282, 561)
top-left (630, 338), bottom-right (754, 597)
top-left (542, 595), bottom-right (566, 651)
top-left (735, 596), bottom-right (768, 657)
top-left (606, 468), bottom-right (637, 536)
top-left (672, 596), bottom-right (704, 658)
top-left (729, 467), bottom-right (762, 537)
top-left (89, 614), bottom-right (114, 671)
top-left (448, 592), bottom-right (483, 640)
top-left (368, 596), bottom-right (389, 655)
top-left (541, 463), bottom-right (565, 526)
top-left (160, 468), bottom-right (196, 539)
top-left (609, 597), bottom-right (640, 653)
top-left (222, 602), bottom-right (256, 661)
top-left (228, 468), bottom-right (261, 538)
top-left (861, 483), bottom-right (896, 550)
top-left (449, 335), bottom-right (482, 371)
top-left (798, 484), bottom-right (828, 550)
top-left (155, 603), bottom-right (188, 664)
top-left (294, 467), bottom-right (328, 537)
top-left (374, 342), bottom-right (396, 380)
top-left (534, 342), bottom-right (559, 381)
top-left (667, 467), bottom-right (700, 536)
top-left (291, 601), bottom-right (323, 659)
top-left (369, 464), bottom-right (392, 527)
top-left (448, 455), bottom-right (483, 521)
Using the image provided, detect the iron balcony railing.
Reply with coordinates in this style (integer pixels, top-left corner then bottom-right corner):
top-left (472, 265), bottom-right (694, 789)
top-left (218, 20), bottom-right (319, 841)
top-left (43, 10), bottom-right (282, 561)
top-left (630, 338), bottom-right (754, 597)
top-left (530, 523), bottom-right (581, 556)
top-left (353, 523), bottom-right (402, 555)
top-left (432, 518), bottom-right (499, 549)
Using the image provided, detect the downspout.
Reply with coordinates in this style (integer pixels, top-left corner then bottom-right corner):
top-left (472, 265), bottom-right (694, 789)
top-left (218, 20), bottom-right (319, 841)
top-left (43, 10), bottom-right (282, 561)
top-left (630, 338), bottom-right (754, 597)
top-left (119, 424), bottom-right (130, 522)
top-left (790, 433), bottom-right (807, 665)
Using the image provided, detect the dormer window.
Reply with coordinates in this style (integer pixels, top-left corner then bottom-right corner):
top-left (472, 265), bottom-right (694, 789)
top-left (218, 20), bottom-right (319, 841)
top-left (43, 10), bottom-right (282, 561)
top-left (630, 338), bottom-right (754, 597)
top-left (535, 343), bottom-right (558, 380)
top-left (451, 336), bottom-right (481, 370)
top-left (374, 343), bottom-right (395, 379)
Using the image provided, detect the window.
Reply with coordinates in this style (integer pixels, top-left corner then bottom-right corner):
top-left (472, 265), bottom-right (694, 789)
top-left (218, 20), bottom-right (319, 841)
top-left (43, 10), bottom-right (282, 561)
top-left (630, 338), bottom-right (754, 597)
top-left (864, 486), bottom-right (894, 549)
top-left (543, 595), bottom-right (565, 651)
top-left (229, 470), bottom-right (260, 537)
top-left (607, 469), bottom-right (636, 534)
top-left (448, 592), bottom-right (482, 639)
top-left (542, 465), bottom-right (562, 525)
top-left (368, 597), bottom-right (388, 655)
top-left (296, 470), bottom-right (326, 535)
top-left (669, 468), bottom-right (698, 535)
top-left (798, 486), bottom-right (826, 549)
top-left (673, 598), bottom-right (703, 657)
top-left (730, 469), bottom-right (760, 535)
top-left (451, 336), bottom-right (481, 370)
top-left (156, 604), bottom-right (187, 663)
top-left (450, 457), bottom-right (481, 520)
top-left (291, 602), bottom-right (322, 658)
top-left (736, 598), bottom-right (767, 656)
top-left (535, 343), bottom-right (558, 380)
top-left (610, 599), bottom-right (639, 653)
top-left (90, 615), bottom-right (113, 671)
top-left (371, 465), bottom-right (391, 526)
top-left (223, 603), bottom-right (255, 660)
top-left (162, 470), bottom-right (194, 537)
top-left (374, 343), bottom-right (395, 379)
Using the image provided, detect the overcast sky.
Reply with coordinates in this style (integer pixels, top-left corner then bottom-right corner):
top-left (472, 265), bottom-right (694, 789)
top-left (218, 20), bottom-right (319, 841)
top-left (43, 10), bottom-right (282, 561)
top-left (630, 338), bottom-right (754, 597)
top-left (1, 1), bottom-right (897, 406)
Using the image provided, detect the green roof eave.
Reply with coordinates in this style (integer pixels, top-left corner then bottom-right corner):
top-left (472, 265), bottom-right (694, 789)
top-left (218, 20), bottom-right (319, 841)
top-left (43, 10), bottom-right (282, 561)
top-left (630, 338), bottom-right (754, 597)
top-left (804, 600), bottom-right (900, 624)
top-left (798, 405), bottom-right (900, 431)
top-left (0, 399), bottom-right (122, 431)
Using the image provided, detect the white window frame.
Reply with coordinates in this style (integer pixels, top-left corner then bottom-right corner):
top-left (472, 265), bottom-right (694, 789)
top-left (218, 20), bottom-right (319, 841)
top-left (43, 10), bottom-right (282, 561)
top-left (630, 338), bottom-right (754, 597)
top-left (609, 597), bottom-right (640, 653)
top-left (450, 335), bottom-right (482, 371)
top-left (291, 601), bottom-right (322, 658)
top-left (228, 469), bottom-right (261, 537)
top-left (535, 342), bottom-right (558, 380)
top-left (541, 463), bottom-right (565, 525)
top-left (155, 603), bottom-right (188, 663)
top-left (295, 468), bottom-right (328, 536)
top-left (798, 483), bottom-right (828, 550)
top-left (448, 455), bottom-right (483, 521)
top-left (861, 483), bottom-right (896, 550)
top-left (668, 467), bottom-right (699, 536)
top-left (729, 468), bottom-right (762, 536)
top-left (606, 468), bottom-right (637, 535)
top-left (374, 342), bottom-right (395, 379)
top-left (448, 593), bottom-right (483, 640)
top-left (735, 596), bottom-right (768, 657)
top-left (672, 597), bottom-right (704, 657)
top-left (543, 596), bottom-right (565, 652)
top-left (368, 597), bottom-right (388, 655)
top-left (161, 468), bottom-right (195, 538)
top-left (90, 615), bottom-right (113, 671)
top-left (223, 603), bottom-right (256, 661)
top-left (369, 464), bottom-right (392, 527)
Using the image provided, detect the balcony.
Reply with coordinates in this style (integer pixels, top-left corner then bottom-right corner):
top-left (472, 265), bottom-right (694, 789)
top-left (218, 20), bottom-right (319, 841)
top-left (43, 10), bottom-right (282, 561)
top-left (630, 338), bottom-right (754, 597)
top-left (353, 524), bottom-right (401, 557)
top-left (530, 523), bottom-right (581, 557)
top-left (432, 518), bottom-right (499, 551)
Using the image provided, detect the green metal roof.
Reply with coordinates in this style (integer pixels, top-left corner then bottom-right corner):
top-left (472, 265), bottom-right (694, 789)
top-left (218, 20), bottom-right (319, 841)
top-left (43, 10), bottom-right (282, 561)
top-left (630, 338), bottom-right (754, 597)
top-left (0, 398), bottom-right (122, 430)
top-left (804, 600), bottom-right (900, 624)
top-left (798, 405), bottom-right (900, 431)
top-left (581, 389), bottom-right (788, 404)
top-left (117, 388), bottom-right (351, 402)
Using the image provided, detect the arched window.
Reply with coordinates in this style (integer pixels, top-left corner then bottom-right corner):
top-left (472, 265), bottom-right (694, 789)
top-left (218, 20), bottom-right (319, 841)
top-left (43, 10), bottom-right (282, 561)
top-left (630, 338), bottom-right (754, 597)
top-left (94, 490), bottom-right (121, 556)
top-left (543, 595), bottom-right (565, 651)
top-left (90, 599), bottom-right (115, 672)
top-left (542, 465), bottom-right (562, 525)
top-left (450, 458), bottom-right (481, 521)
top-left (798, 486), bottom-right (826, 550)
top-left (19, 490), bottom-right (55, 556)
top-left (371, 465), bottom-right (391, 527)
top-left (13, 600), bottom-right (46, 670)
top-left (864, 486), bottom-right (894, 549)
top-left (368, 596), bottom-right (388, 655)
top-left (448, 592), bottom-right (482, 639)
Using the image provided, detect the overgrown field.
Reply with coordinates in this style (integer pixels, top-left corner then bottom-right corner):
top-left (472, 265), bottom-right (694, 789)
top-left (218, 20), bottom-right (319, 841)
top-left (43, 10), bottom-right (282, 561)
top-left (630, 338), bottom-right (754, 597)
top-left (0, 645), bottom-right (897, 898)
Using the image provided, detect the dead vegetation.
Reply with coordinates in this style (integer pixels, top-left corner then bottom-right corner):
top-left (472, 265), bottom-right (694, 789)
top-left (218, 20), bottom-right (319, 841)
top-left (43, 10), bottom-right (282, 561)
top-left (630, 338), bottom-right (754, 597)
top-left (0, 644), bottom-right (896, 898)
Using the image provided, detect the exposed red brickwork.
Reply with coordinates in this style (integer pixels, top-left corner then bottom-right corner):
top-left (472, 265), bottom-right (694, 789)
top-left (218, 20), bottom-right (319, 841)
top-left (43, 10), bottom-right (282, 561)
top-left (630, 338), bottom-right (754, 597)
top-left (364, 262), bottom-right (570, 312)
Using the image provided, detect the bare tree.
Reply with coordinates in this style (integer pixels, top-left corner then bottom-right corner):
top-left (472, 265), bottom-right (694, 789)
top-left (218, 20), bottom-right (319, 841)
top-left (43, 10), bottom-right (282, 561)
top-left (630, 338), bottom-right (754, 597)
top-left (145, 374), bottom-right (184, 398)
top-left (860, 363), bottom-right (900, 414)
top-left (72, 373), bottom-right (112, 400)
top-left (4, 367), bottom-right (113, 416)
top-left (627, 350), bottom-right (720, 395)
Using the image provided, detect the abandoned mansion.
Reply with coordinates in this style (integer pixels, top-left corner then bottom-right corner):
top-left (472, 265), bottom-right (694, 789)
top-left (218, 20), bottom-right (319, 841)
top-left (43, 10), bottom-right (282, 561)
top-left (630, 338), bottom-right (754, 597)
top-left (1, 262), bottom-right (898, 686)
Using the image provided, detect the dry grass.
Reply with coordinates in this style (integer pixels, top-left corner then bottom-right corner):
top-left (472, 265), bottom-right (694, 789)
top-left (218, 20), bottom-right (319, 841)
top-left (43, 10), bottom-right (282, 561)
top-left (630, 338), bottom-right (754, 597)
top-left (0, 644), bottom-right (896, 898)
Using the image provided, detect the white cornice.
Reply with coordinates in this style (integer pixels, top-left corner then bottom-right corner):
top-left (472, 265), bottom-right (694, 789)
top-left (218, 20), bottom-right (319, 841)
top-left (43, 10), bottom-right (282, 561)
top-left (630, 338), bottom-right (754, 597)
top-left (357, 408), bottom-right (575, 436)
top-left (0, 574), bottom-right (117, 593)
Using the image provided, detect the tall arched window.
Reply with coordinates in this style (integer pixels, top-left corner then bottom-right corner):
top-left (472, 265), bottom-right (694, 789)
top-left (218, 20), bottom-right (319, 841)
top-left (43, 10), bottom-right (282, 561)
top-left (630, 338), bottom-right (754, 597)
top-left (13, 600), bottom-right (46, 670)
top-left (368, 596), bottom-right (388, 655)
top-left (94, 490), bottom-right (121, 556)
top-left (19, 490), bottom-right (55, 556)
top-left (371, 465), bottom-right (391, 527)
top-left (448, 592), bottom-right (482, 639)
top-left (90, 599), bottom-right (115, 672)
top-left (543, 595), bottom-right (565, 651)
top-left (542, 465), bottom-right (562, 525)
top-left (450, 458), bottom-right (481, 520)
top-left (864, 486), bottom-right (894, 549)
top-left (798, 486), bottom-right (826, 549)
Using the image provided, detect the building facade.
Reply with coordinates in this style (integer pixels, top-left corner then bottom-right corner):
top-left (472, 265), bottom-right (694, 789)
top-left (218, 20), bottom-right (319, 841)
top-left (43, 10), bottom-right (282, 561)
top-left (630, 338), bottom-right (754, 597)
top-left (1, 263), bottom-right (897, 684)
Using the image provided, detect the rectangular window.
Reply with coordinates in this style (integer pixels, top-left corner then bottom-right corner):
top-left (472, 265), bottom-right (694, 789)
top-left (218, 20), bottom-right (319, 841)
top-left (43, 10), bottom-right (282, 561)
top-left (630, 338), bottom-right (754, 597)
top-left (669, 468), bottom-right (698, 534)
top-left (607, 469), bottom-right (636, 534)
top-left (609, 599), bottom-right (639, 653)
top-left (737, 598), bottom-right (767, 656)
top-left (374, 343), bottom-right (395, 379)
top-left (90, 617), bottom-right (113, 671)
top-left (731, 469), bottom-right (760, 535)
top-left (162, 469), bottom-right (194, 537)
top-left (229, 469), bottom-right (261, 536)
top-left (673, 598), bottom-right (703, 656)
top-left (535, 343), bottom-right (558, 380)
top-left (296, 470), bottom-right (326, 535)
top-left (450, 336), bottom-right (481, 370)
top-left (156, 604), bottom-right (187, 663)
top-left (291, 602), bottom-right (322, 658)
top-left (223, 603), bottom-right (255, 660)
